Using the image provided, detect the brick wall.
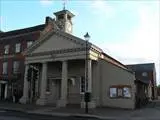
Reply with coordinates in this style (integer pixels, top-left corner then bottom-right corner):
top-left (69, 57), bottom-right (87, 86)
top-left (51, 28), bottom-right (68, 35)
top-left (0, 27), bottom-right (44, 98)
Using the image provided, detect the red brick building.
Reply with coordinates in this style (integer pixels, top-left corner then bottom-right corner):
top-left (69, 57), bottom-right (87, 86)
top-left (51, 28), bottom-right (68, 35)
top-left (127, 63), bottom-right (157, 100)
top-left (0, 24), bottom-right (45, 100)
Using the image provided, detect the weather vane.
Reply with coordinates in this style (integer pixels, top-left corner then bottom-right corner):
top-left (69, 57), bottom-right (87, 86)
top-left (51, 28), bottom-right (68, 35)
top-left (63, 0), bottom-right (67, 10)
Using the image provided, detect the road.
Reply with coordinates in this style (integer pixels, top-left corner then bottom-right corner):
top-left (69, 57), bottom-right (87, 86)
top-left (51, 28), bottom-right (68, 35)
top-left (0, 100), bottom-right (160, 120)
top-left (0, 110), bottom-right (100, 120)
top-left (0, 109), bottom-right (160, 120)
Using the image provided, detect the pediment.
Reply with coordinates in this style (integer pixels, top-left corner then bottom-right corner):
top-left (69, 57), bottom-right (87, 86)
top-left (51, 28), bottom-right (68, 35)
top-left (26, 30), bottom-right (85, 56)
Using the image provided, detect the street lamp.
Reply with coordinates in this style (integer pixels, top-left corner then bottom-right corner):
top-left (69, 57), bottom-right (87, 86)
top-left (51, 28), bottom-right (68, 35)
top-left (84, 32), bottom-right (91, 114)
top-left (84, 32), bottom-right (90, 41)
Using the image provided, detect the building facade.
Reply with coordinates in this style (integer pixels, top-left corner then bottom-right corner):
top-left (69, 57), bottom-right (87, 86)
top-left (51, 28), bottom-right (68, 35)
top-left (127, 63), bottom-right (157, 100)
top-left (0, 25), bottom-right (45, 101)
top-left (19, 9), bottom-right (136, 109)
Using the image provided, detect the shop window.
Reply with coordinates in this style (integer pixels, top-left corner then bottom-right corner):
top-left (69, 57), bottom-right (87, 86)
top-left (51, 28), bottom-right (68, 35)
top-left (123, 87), bottom-right (131, 98)
top-left (109, 88), bottom-right (117, 98)
top-left (109, 85), bottom-right (131, 99)
top-left (117, 88), bottom-right (123, 97)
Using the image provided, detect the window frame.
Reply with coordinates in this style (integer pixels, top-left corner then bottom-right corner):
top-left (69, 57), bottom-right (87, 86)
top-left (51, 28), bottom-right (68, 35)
top-left (27, 41), bottom-right (33, 48)
top-left (15, 43), bottom-right (21, 53)
top-left (2, 62), bottom-right (8, 75)
top-left (109, 85), bottom-right (131, 99)
top-left (4, 45), bottom-right (9, 54)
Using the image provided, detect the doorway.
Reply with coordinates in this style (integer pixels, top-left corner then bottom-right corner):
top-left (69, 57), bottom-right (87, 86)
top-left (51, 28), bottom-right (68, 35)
top-left (0, 84), bottom-right (5, 100)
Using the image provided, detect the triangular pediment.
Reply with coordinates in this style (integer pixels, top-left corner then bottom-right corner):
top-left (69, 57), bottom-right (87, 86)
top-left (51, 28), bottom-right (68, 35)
top-left (26, 29), bottom-right (86, 55)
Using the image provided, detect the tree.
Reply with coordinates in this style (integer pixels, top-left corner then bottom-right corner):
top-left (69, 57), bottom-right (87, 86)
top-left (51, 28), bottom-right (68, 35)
top-left (157, 84), bottom-right (160, 88)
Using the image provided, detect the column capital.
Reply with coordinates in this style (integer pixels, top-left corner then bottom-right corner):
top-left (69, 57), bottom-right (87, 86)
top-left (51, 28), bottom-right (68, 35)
top-left (41, 61), bottom-right (47, 64)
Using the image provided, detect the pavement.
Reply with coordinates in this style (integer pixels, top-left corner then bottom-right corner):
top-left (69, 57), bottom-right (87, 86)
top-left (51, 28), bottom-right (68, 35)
top-left (0, 99), bottom-right (160, 120)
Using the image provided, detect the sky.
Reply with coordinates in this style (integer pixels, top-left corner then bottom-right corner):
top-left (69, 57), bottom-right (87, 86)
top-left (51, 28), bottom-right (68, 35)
top-left (0, 0), bottom-right (160, 84)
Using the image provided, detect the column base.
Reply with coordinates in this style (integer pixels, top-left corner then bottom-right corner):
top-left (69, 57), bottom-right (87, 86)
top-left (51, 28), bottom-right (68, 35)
top-left (36, 98), bottom-right (47, 105)
top-left (19, 96), bottom-right (29, 104)
top-left (56, 99), bottom-right (67, 108)
top-left (81, 101), bottom-right (96, 109)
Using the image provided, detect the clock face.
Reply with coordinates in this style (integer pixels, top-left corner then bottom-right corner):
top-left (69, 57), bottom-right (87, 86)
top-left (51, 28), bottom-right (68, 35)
top-left (58, 21), bottom-right (64, 30)
top-left (142, 72), bottom-right (148, 77)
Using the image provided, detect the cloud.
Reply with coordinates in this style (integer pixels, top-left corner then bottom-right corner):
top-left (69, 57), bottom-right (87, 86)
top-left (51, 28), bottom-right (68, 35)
top-left (91, 0), bottom-right (115, 17)
top-left (89, 0), bottom-right (115, 29)
top-left (40, 0), bottom-right (53, 6)
top-left (101, 3), bottom-right (160, 84)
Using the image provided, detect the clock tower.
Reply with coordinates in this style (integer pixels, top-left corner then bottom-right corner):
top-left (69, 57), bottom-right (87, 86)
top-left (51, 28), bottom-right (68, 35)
top-left (54, 10), bottom-right (75, 34)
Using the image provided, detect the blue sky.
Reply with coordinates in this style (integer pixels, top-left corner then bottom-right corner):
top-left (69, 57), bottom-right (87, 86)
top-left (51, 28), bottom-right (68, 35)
top-left (0, 0), bottom-right (160, 84)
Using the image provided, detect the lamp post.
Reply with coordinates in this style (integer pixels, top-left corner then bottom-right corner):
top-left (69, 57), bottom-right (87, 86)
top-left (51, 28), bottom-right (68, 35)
top-left (84, 32), bottom-right (90, 114)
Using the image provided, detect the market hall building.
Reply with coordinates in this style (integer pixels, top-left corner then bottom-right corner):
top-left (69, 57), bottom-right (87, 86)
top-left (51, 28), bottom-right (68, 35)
top-left (19, 9), bottom-right (136, 109)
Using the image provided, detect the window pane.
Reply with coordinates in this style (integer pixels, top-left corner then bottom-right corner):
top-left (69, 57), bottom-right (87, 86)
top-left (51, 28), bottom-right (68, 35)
top-left (110, 88), bottom-right (117, 97)
top-left (123, 87), bottom-right (131, 98)
top-left (3, 62), bottom-right (8, 74)
top-left (117, 88), bottom-right (123, 97)
top-left (27, 41), bottom-right (33, 48)
top-left (80, 76), bottom-right (85, 94)
top-left (4, 45), bottom-right (9, 54)
top-left (15, 43), bottom-right (21, 53)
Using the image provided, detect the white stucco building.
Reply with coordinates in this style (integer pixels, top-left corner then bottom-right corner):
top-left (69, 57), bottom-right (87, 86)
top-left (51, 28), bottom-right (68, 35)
top-left (20, 9), bottom-right (136, 109)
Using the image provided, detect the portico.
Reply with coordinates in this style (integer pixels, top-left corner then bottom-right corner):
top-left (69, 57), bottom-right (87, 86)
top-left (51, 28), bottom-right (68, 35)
top-left (19, 26), bottom-right (101, 108)
top-left (20, 57), bottom-right (97, 108)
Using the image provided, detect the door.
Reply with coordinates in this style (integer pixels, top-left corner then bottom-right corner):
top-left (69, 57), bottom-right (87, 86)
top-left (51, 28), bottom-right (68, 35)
top-left (1, 84), bottom-right (5, 100)
top-left (67, 78), bottom-right (81, 104)
top-left (50, 79), bottom-right (61, 104)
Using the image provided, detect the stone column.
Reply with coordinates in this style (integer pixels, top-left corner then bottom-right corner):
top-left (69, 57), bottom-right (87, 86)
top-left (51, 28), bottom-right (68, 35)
top-left (88, 60), bottom-right (92, 92)
top-left (36, 62), bottom-right (47, 105)
top-left (81, 59), bottom-right (96, 108)
top-left (20, 64), bottom-right (29, 104)
top-left (57, 60), bottom-right (68, 107)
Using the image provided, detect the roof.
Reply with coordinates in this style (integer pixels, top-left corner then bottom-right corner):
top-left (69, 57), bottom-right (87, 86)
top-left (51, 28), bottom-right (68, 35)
top-left (54, 10), bottom-right (75, 17)
top-left (126, 63), bottom-right (155, 72)
top-left (102, 52), bottom-right (133, 73)
top-left (0, 24), bottom-right (45, 38)
top-left (126, 63), bottom-right (155, 84)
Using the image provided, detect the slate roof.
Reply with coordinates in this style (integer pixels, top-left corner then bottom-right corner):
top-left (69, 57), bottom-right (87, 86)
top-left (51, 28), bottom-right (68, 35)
top-left (0, 24), bottom-right (45, 38)
top-left (126, 63), bottom-right (155, 84)
top-left (126, 63), bottom-right (155, 72)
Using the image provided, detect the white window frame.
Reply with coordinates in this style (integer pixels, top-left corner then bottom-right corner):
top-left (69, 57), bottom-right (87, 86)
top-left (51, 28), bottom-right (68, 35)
top-left (13, 61), bottom-right (20, 74)
top-left (15, 43), bottom-right (21, 53)
top-left (4, 45), bottom-right (9, 54)
top-left (27, 41), bottom-right (33, 48)
top-left (3, 62), bottom-right (8, 74)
